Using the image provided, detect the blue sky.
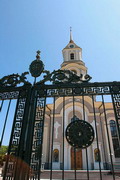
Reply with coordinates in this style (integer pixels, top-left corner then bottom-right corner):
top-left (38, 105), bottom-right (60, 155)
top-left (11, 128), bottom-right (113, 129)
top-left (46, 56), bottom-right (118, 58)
top-left (1, 0), bottom-right (120, 145)
top-left (0, 0), bottom-right (120, 83)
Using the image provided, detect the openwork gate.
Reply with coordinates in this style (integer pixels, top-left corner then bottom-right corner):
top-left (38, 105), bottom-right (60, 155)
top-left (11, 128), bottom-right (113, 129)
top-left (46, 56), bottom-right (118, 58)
top-left (0, 51), bottom-right (120, 180)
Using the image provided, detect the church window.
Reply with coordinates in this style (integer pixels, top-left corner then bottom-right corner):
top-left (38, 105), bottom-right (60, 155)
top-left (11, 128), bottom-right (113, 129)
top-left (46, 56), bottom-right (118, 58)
top-left (53, 149), bottom-right (59, 162)
top-left (70, 53), bottom-right (74, 60)
top-left (94, 148), bottom-right (101, 162)
top-left (110, 120), bottom-right (120, 158)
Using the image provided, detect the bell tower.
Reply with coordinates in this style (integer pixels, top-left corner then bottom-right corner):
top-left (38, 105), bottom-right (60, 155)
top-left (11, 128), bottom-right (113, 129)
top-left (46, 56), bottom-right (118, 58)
top-left (61, 28), bottom-right (87, 76)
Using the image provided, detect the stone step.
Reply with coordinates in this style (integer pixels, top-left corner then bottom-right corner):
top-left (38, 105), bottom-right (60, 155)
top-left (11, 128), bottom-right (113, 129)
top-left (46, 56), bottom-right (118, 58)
top-left (113, 163), bottom-right (120, 173)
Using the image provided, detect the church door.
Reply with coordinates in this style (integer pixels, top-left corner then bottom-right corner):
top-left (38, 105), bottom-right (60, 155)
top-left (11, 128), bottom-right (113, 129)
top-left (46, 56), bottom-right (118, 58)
top-left (71, 147), bottom-right (82, 169)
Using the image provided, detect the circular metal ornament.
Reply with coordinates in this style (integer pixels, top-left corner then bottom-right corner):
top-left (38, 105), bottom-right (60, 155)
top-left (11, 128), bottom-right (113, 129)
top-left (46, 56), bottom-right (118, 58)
top-left (65, 120), bottom-right (94, 149)
top-left (112, 86), bottom-right (120, 93)
top-left (29, 60), bottom-right (44, 78)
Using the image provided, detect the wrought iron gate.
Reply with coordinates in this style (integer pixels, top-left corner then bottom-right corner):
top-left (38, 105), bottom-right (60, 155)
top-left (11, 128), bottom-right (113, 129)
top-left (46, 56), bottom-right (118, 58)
top-left (0, 51), bottom-right (120, 180)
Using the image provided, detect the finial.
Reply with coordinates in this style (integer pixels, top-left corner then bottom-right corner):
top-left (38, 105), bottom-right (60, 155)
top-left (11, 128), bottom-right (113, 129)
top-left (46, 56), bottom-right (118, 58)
top-left (29, 50), bottom-right (44, 78)
top-left (36, 50), bottom-right (41, 60)
top-left (70, 27), bottom-right (74, 43)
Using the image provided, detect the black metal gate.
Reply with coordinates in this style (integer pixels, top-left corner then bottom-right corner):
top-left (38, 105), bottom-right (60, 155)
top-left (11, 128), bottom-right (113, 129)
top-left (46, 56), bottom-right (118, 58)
top-left (0, 51), bottom-right (120, 180)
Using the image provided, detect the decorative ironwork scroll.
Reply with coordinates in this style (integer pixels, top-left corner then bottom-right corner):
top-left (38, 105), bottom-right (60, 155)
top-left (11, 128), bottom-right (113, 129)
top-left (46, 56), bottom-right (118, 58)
top-left (0, 72), bottom-right (31, 87)
top-left (36, 83), bottom-right (120, 98)
top-left (29, 97), bottom-right (46, 179)
top-left (38, 86), bottom-right (111, 98)
top-left (37, 69), bottom-right (92, 84)
top-left (0, 51), bottom-right (92, 86)
top-left (66, 120), bottom-right (94, 148)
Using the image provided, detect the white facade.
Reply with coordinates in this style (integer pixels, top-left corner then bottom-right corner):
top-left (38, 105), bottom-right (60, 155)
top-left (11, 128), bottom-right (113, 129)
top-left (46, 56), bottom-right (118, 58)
top-left (42, 35), bottom-right (120, 170)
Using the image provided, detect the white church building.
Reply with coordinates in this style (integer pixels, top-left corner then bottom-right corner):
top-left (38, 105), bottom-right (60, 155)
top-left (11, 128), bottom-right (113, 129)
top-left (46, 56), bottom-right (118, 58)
top-left (41, 32), bottom-right (120, 171)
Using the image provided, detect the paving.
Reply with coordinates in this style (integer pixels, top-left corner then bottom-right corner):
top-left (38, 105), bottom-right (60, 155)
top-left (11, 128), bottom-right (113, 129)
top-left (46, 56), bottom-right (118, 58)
top-left (0, 169), bottom-right (120, 179)
top-left (40, 170), bottom-right (120, 180)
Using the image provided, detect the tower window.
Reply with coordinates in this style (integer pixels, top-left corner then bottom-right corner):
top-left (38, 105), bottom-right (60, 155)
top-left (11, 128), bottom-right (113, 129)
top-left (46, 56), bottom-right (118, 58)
top-left (70, 53), bottom-right (74, 60)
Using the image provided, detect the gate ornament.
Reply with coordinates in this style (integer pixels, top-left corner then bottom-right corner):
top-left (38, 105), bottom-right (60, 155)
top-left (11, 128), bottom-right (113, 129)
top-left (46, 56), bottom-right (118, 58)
top-left (29, 50), bottom-right (44, 77)
top-left (65, 120), bottom-right (94, 148)
top-left (0, 72), bottom-right (31, 87)
top-left (37, 69), bottom-right (92, 84)
top-left (0, 51), bottom-right (92, 87)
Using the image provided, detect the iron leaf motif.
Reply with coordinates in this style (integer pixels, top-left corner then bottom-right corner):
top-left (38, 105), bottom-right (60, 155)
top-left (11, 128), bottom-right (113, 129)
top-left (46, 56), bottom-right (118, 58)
top-left (0, 72), bottom-right (31, 87)
top-left (37, 69), bottom-right (92, 84)
top-left (0, 50), bottom-right (92, 86)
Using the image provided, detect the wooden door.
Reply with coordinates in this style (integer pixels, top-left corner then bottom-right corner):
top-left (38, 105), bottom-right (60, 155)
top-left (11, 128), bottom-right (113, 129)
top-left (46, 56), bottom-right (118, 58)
top-left (71, 147), bottom-right (82, 170)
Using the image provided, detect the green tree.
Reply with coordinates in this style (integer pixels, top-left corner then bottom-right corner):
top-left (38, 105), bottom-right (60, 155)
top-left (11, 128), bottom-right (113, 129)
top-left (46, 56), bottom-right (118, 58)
top-left (0, 146), bottom-right (8, 166)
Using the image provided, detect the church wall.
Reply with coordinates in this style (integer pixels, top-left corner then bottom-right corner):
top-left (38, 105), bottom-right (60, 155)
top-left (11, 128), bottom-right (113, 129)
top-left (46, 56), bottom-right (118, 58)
top-left (42, 99), bottom-right (117, 170)
top-left (40, 35), bottom-right (120, 171)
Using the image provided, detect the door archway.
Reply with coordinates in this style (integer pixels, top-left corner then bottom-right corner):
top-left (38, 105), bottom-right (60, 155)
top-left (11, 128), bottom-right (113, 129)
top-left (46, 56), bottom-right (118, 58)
top-left (71, 147), bottom-right (82, 169)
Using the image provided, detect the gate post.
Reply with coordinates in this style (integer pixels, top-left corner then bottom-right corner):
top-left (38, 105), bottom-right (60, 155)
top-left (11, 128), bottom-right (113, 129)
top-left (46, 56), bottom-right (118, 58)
top-left (23, 87), bottom-right (46, 179)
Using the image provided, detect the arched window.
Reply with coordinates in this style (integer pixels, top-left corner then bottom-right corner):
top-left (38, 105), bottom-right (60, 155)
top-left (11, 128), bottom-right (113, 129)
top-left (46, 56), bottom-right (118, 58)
top-left (70, 53), bottom-right (74, 60)
top-left (53, 149), bottom-right (59, 162)
top-left (110, 120), bottom-right (120, 158)
top-left (94, 148), bottom-right (101, 162)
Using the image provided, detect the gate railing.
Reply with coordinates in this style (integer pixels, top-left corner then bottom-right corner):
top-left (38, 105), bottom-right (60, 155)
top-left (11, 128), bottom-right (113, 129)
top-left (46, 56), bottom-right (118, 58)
top-left (0, 51), bottom-right (120, 180)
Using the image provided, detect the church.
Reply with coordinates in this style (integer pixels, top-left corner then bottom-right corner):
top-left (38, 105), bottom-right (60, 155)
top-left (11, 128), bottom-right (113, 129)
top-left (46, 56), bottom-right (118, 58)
top-left (41, 31), bottom-right (120, 171)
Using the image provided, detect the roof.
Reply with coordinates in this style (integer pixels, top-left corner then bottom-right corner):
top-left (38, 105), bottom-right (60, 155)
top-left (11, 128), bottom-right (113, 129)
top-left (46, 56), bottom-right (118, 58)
top-left (63, 41), bottom-right (81, 50)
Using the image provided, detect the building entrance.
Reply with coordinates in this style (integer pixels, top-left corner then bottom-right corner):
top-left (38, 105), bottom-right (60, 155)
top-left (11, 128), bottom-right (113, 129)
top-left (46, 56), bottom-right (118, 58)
top-left (71, 148), bottom-right (82, 170)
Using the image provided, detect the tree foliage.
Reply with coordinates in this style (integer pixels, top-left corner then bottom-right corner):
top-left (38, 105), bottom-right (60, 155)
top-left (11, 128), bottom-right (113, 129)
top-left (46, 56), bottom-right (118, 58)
top-left (0, 146), bottom-right (8, 166)
top-left (0, 146), bottom-right (8, 155)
